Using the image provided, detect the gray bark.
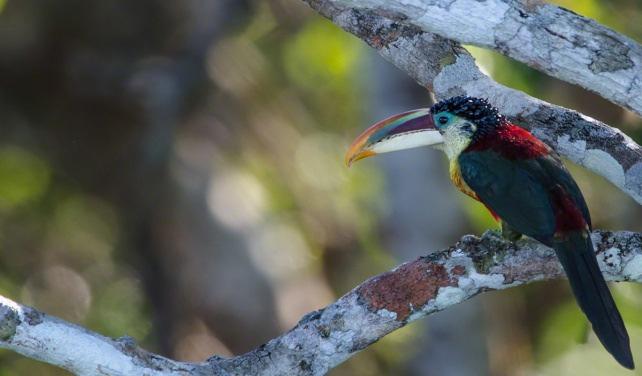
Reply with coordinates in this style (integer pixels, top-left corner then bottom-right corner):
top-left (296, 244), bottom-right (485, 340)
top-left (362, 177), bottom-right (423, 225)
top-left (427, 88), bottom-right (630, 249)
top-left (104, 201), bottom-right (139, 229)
top-left (1, 230), bottom-right (641, 375)
top-left (325, 0), bottom-right (642, 117)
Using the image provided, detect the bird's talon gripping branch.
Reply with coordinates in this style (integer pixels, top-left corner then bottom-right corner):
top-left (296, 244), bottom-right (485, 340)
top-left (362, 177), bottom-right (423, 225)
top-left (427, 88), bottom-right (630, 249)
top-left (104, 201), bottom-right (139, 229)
top-left (347, 96), bottom-right (635, 369)
top-left (501, 221), bottom-right (523, 242)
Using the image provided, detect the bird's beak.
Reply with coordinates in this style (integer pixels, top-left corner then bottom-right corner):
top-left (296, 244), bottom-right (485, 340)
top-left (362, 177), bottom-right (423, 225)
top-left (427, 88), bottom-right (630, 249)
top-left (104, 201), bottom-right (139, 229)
top-left (345, 108), bottom-right (443, 167)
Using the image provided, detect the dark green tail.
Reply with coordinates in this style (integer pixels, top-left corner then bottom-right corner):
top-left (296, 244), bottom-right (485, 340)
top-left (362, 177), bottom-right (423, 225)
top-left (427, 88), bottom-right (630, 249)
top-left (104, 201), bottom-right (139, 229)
top-left (554, 232), bottom-right (634, 369)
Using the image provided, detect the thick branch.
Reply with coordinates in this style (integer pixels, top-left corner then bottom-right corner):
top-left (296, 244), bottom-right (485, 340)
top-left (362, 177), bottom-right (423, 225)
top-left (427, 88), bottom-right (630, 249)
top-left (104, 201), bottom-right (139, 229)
top-left (326, 0), bottom-right (642, 116)
top-left (2, 230), bottom-right (641, 375)
top-left (304, 1), bottom-right (642, 204)
top-left (0, 295), bottom-right (199, 375)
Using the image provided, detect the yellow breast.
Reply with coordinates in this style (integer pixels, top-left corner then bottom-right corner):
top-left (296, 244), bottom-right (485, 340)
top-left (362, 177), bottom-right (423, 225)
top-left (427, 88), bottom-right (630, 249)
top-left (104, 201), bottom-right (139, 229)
top-left (449, 160), bottom-right (478, 201)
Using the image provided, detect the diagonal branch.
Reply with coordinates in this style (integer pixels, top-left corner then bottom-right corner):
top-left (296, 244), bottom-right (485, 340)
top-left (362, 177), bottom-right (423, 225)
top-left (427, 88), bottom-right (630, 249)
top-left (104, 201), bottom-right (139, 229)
top-left (304, 1), bottom-right (642, 204)
top-left (1, 230), bottom-right (641, 375)
top-left (322, 0), bottom-right (642, 117)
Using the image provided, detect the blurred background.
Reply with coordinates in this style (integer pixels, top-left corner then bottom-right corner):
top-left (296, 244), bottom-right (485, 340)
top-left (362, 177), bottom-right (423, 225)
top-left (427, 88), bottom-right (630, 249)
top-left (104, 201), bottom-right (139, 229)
top-left (0, 0), bottom-right (640, 375)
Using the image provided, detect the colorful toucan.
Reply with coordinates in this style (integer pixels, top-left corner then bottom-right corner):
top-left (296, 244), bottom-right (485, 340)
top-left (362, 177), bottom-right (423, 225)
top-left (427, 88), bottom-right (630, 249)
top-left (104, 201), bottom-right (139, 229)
top-left (345, 96), bottom-right (634, 369)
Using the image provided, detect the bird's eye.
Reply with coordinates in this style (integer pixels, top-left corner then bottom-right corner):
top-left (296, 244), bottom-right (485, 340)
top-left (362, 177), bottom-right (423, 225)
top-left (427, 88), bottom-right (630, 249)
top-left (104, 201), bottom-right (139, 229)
top-left (438, 116), bottom-right (449, 125)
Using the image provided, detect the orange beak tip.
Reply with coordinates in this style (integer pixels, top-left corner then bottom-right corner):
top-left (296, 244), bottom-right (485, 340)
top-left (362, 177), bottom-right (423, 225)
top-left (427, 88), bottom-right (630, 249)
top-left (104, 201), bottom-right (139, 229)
top-left (344, 154), bottom-right (353, 168)
top-left (344, 107), bottom-right (434, 168)
top-left (344, 150), bottom-right (375, 168)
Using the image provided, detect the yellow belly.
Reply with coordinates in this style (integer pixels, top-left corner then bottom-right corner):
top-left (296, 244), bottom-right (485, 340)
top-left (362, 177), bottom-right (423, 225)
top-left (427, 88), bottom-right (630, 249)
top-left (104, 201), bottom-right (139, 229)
top-left (449, 160), bottom-right (478, 201)
top-left (450, 160), bottom-right (500, 221)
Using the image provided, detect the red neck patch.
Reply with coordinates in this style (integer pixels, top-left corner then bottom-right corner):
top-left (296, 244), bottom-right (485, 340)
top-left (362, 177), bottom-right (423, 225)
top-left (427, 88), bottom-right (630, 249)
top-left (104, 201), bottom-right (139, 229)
top-left (466, 123), bottom-right (550, 160)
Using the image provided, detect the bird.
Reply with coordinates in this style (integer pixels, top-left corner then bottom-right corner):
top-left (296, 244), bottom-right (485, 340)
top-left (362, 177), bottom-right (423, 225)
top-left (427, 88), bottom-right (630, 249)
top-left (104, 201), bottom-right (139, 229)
top-left (344, 95), bottom-right (634, 369)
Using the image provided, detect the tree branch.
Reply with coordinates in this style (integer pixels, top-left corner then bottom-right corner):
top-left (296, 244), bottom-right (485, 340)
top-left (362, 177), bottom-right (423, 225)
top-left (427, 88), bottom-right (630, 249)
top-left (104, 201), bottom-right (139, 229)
top-left (1, 230), bottom-right (641, 375)
top-left (0, 295), bottom-right (198, 375)
top-left (321, 0), bottom-right (642, 117)
top-left (304, 0), bottom-right (642, 205)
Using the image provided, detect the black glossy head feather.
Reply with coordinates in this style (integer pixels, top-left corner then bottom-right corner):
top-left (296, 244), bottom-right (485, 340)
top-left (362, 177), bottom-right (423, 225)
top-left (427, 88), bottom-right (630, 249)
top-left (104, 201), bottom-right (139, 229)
top-left (430, 96), bottom-right (504, 127)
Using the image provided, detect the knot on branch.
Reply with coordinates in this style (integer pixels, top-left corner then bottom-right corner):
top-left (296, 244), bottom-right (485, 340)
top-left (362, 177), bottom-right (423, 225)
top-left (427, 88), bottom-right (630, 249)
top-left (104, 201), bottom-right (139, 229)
top-left (0, 304), bottom-right (20, 341)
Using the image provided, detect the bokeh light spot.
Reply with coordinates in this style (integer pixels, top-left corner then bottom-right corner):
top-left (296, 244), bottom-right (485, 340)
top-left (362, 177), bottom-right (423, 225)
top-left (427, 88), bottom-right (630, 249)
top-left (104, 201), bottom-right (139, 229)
top-left (22, 265), bottom-right (92, 322)
top-left (89, 277), bottom-right (151, 339)
top-left (248, 221), bottom-right (312, 282)
top-left (207, 169), bottom-right (267, 231)
top-left (275, 275), bottom-right (334, 329)
top-left (0, 146), bottom-right (50, 209)
top-left (47, 195), bottom-right (119, 265)
top-left (207, 38), bottom-right (266, 96)
top-left (284, 18), bottom-right (362, 89)
top-left (174, 320), bottom-right (232, 361)
top-left (295, 133), bottom-right (346, 190)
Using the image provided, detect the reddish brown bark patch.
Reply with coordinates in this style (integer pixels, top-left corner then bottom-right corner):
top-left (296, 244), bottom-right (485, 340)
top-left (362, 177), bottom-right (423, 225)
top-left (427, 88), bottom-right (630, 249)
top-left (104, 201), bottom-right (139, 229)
top-left (357, 260), bottom-right (458, 321)
top-left (500, 254), bottom-right (562, 284)
top-left (451, 265), bottom-right (466, 276)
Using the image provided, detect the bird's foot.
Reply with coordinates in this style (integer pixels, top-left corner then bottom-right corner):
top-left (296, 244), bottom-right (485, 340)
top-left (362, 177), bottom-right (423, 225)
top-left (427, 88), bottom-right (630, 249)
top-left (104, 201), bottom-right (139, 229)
top-left (501, 221), bottom-right (522, 242)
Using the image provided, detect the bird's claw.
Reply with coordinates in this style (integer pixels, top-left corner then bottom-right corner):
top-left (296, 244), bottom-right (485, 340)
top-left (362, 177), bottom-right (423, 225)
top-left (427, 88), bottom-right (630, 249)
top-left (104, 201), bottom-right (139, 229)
top-left (501, 221), bottom-right (522, 242)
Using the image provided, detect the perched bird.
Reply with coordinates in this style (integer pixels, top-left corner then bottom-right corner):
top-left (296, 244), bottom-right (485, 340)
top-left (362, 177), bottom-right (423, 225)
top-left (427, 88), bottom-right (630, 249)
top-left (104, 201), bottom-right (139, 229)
top-left (345, 96), bottom-right (634, 369)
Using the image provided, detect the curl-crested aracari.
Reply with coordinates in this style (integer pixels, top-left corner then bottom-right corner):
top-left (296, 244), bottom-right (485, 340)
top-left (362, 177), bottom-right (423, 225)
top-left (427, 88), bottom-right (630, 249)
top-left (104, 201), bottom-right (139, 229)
top-left (345, 96), bottom-right (634, 369)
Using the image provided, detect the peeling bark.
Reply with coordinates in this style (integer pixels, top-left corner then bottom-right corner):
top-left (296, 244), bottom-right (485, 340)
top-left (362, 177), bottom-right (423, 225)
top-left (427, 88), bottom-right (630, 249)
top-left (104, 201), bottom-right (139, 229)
top-left (356, 261), bottom-right (456, 321)
top-left (1, 230), bottom-right (641, 375)
top-left (303, 1), bottom-right (642, 205)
